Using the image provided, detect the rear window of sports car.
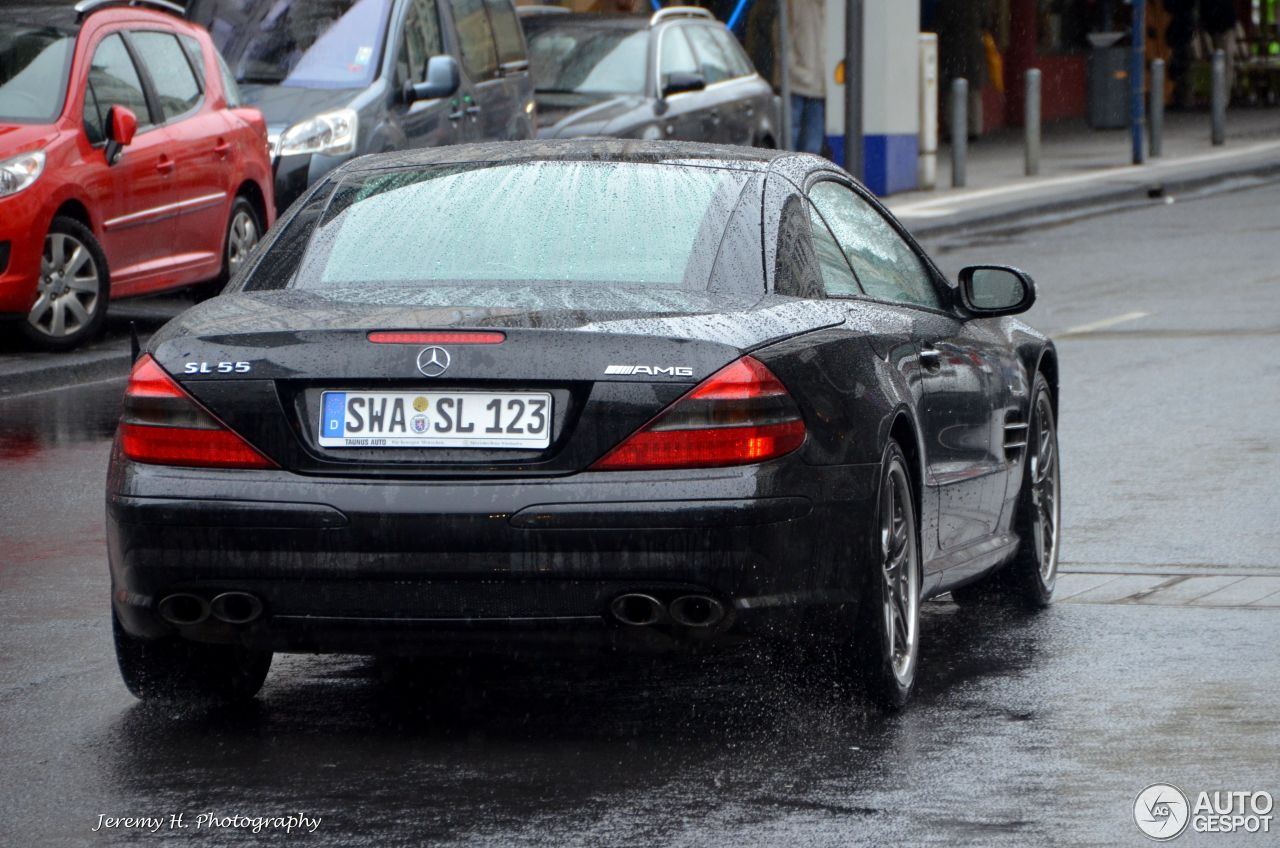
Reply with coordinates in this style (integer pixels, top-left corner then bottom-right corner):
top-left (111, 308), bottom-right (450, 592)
top-left (283, 161), bottom-right (754, 290)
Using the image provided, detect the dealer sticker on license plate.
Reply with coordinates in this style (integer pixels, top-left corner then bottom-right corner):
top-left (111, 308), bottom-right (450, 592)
top-left (318, 391), bottom-right (552, 449)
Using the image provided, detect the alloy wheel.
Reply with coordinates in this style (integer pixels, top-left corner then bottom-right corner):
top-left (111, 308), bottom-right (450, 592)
top-left (880, 461), bottom-right (920, 687)
top-left (29, 232), bottom-right (101, 339)
top-left (1028, 392), bottom-right (1060, 588)
top-left (226, 207), bottom-right (260, 276)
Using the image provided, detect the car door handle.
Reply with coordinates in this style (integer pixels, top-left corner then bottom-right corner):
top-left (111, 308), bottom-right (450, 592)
top-left (213, 139), bottom-right (232, 157)
top-left (919, 347), bottom-right (943, 371)
top-left (155, 156), bottom-right (174, 174)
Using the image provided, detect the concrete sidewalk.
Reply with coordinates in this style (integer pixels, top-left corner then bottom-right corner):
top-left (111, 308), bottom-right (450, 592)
top-left (888, 107), bottom-right (1280, 236)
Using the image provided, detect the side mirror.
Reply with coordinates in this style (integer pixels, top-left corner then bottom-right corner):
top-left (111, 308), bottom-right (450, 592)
top-left (958, 265), bottom-right (1036, 316)
top-left (662, 71), bottom-right (706, 98)
top-left (105, 105), bottom-right (137, 165)
top-left (405, 55), bottom-right (460, 103)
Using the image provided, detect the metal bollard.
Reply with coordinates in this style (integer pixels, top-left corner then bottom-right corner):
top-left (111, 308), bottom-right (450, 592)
top-left (1211, 49), bottom-right (1226, 146)
top-left (951, 77), bottom-right (967, 188)
top-left (1150, 59), bottom-right (1165, 157)
top-left (1025, 69), bottom-right (1041, 176)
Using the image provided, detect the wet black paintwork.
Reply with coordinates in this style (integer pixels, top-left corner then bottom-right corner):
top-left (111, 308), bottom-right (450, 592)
top-left (108, 140), bottom-right (1053, 659)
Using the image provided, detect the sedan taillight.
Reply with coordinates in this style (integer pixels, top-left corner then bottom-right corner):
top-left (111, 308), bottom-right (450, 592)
top-left (119, 355), bottom-right (275, 469)
top-left (590, 356), bottom-right (805, 471)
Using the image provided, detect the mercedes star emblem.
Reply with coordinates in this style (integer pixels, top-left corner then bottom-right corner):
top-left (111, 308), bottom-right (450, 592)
top-left (416, 346), bottom-right (451, 377)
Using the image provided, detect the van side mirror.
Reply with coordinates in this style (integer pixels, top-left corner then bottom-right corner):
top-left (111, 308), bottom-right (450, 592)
top-left (405, 55), bottom-right (461, 102)
top-left (958, 265), bottom-right (1036, 316)
top-left (662, 71), bottom-right (706, 98)
top-left (105, 105), bottom-right (137, 165)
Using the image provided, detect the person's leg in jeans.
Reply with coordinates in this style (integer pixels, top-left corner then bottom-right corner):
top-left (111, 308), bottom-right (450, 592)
top-left (791, 94), bottom-right (825, 154)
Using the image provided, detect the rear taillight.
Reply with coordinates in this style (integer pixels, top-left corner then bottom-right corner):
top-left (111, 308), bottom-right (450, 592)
top-left (119, 355), bottom-right (275, 469)
top-left (590, 356), bottom-right (805, 471)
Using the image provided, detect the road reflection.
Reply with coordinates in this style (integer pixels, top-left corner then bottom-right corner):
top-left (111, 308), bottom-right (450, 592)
top-left (0, 378), bottom-right (123, 461)
top-left (96, 605), bottom-right (1046, 840)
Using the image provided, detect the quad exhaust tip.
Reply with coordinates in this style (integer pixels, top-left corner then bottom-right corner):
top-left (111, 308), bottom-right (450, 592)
top-left (669, 595), bottom-right (725, 628)
top-left (609, 593), bottom-right (726, 628)
top-left (157, 591), bottom-right (264, 626)
top-left (157, 593), bottom-right (210, 626)
top-left (610, 593), bottom-right (665, 626)
top-left (210, 591), bottom-right (264, 625)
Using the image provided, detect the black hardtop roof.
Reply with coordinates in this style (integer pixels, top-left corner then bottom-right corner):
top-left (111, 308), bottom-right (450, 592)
top-left (339, 139), bottom-right (817, 177)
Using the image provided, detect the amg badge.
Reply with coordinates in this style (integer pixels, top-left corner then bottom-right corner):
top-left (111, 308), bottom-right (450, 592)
top-left (605, 365), bottom-right (694, 377)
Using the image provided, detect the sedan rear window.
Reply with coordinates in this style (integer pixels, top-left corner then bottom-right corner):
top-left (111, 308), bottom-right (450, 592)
top-left (0, 25), bottom-right (75, 123)
top-left (286, 162), bottom-right (752, 291)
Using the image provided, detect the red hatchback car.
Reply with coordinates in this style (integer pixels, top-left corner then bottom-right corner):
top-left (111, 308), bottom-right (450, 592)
top-left (0, 0), bottom-right (274, 350)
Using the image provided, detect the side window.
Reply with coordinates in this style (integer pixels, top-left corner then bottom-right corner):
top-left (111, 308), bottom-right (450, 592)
top-left (684, 25), bottom-right (731, 85)
top-left (397, 0), bottom-right (444, 84)
top-left (710, 26), bottom-right (755, 78)
top-left (85, 34), bottom-right (153, 128)
top-left (130, 31), bottom-right (203, 120)
top-left (809, 181), bottom-right (942, 309)
top-left (177, 35), bottom-right (207, 88)
top-left (658, 27), bottom-right (698, 89)
top-left (482, 0), bottom-right (525, 66)
top-left (807, 204), bottom-right (860, 297)
top-left (773, 195), bottom-right (822, 298)
top-left (447, 0), bottom-right (498, 81)
top-left (215, 52), bottom-right (243, 108)
top-left (82, 82), bottom-right (106, 144)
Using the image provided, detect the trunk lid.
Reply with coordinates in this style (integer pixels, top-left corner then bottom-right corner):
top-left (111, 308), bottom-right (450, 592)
top-left (149, 289), bottom-right (840, 477)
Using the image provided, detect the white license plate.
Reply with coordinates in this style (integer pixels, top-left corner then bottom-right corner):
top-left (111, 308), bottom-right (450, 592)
top-left (318, 391), bottom-right (552, 449)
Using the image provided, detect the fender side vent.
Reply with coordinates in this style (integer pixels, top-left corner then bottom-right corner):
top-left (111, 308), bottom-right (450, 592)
top-left (1003, 412), bottom-right (1028, 462)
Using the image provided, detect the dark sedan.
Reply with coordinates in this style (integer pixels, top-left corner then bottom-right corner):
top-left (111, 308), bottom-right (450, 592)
top-left (525, 8), bottom-right (780, 146)
top-left (106, 140), bottom-right (1060, 711)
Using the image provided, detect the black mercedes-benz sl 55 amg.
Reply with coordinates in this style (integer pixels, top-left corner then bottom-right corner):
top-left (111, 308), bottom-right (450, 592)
top-left (106, 140), bottom-right (1060, 710)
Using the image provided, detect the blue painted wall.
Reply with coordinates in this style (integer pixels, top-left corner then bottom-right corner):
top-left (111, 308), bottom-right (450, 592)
top-left (825, 133), bottom-right (919, 196)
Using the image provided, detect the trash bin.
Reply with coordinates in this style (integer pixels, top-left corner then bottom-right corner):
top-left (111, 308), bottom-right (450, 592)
top-left (1088, 32), bottom-right (1129, 128)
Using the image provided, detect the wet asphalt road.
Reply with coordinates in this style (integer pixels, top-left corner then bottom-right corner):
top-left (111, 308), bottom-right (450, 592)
top-left (2, 180), bottom-right (1279, 846)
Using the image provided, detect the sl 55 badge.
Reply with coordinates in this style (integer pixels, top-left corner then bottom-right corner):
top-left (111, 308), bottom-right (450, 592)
top-left (183, 361), bottom-right (252, 374)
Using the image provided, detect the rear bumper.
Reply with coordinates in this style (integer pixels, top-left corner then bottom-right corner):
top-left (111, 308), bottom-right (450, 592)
top-left (106, 447), bottom-right (880, 654)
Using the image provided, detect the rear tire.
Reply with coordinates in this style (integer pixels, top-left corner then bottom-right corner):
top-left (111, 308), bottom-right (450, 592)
top-left (849, 440), bottom-right (922, 710)
top-left (113, 610), bottom-right (272, 703)
top-left (951, 373), bottom-right (1059, 609)
top-left (21, 217), bottom-right (110, 351)
top-left (196, 196), bottom-right (261, 300)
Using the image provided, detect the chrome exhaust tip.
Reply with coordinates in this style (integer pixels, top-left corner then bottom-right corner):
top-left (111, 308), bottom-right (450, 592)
top-left (157, 593), bottom-right (211, 626)
top-left (210, 591), bottom-right (264, 625)
top-left (610, 593), bottom-right (665, 626)
top-left (669, 595), bottom-right (725, 628)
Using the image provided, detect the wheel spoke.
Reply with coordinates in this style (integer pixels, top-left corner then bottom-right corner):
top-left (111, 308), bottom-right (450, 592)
top-left (64, 294), bottom-right (90, 326)
top-left (49, 233), bottom-right (67, 267)
top-left (49, 298), bottom-right (66, 336)
top-left (893, 595), bottom-right (910, 652)
top-left (67, 273), bottom-right (98, 293)
top-left (63, 245), bottom-right (88, 277)
top-left (28, 292), bottom-right (51, 326)
top-left (884, 600), bottom-right (898, 660)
